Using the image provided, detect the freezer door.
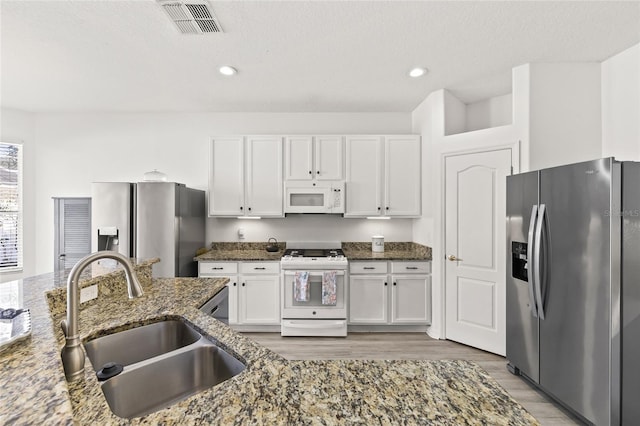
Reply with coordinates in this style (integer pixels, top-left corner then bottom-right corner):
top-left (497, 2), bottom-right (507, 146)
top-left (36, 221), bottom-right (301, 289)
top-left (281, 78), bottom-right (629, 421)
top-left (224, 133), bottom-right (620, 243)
top-left (539, 158), bottom-right (618, 425)
top-left (506, 171), bottom-right (540, 382)
top-left (91, 182), bottom-right (134, 256)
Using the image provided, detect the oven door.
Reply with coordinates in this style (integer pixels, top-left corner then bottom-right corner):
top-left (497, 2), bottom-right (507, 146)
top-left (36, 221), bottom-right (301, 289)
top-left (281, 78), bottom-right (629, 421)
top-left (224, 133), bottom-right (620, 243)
top-left (282, 270), bottom-right (346, 318)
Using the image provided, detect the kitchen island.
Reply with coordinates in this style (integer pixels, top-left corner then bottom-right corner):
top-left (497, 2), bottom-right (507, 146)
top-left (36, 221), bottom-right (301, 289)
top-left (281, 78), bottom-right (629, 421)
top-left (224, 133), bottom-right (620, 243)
top-left (0, 259), bottom-right (538, 425)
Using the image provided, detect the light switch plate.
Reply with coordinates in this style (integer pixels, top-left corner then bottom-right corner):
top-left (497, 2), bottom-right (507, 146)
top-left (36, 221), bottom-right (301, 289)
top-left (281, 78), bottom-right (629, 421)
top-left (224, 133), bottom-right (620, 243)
top-left (80, 285), bottom-right (98, 303)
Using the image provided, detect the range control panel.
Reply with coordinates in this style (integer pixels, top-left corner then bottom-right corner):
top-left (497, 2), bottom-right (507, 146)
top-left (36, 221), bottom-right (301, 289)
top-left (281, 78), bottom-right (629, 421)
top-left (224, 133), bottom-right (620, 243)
top-left (511, 242), bottom-right (528, 282)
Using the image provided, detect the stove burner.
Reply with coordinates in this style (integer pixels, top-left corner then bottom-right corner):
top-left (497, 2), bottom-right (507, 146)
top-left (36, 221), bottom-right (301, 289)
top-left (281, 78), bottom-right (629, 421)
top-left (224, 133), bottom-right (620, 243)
top-left (282, 248), bottom-right (345, 258)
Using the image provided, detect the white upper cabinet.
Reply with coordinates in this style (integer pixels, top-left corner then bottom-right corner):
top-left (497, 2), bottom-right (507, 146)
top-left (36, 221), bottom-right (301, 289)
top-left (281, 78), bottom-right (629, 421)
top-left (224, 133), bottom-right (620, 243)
top-left (345, 135), bottom-right (421, 217)
top-left (209, 136), bottom-right (283, 217)
top-left (285, 135), bottom-right (343, 181)
top-left (384, 135), bottom-right (421, 216)
top-left (285, 136), bottom-right (313, 180)
top-left (345, 135), bottom-right (383, 216)
top-left (209, 136), bottom-right (244, 216)
top-left (245, 136), bottom-right (283, 217)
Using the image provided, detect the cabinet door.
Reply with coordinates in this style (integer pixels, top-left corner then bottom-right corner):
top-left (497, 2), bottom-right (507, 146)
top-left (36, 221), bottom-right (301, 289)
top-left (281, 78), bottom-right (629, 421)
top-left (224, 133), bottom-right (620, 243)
top-left (210, 137), bottom-right (244, 216)
top-left (315, 135), bottom-right (343, 180)
top-left (345, 136), bottom-right (383, 216)
top-left (238, 275), bottom-right (280, 324)
top-left (285, 136), bottom-right (313, 180)
top-left (228, 278), bottom-right (239, 325)
top-left (390, 275), bottom-right (431, 324)
top-left (348, 275), bottom-right (388, 324)
top-left (246, 136), bottom-right (283, 217)
top-left (385, 135), bottom-right (421, 216)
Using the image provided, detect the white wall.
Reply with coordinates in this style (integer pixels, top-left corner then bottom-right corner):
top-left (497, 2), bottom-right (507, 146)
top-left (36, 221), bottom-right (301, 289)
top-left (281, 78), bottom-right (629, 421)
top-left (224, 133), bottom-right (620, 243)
top-left (602, 43), bottom-right (640, 161)
top-left (21, 112), bottom-right (410, 274)
top-left (528, 63), bottom-right (602, 170)
top-left (0, 108), bottom-right (36, 282)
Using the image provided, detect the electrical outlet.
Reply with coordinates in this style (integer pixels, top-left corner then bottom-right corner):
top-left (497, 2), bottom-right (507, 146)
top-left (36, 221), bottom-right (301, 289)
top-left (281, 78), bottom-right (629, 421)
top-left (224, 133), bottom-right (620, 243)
top-left (80, 284), bottom-right (98, 303)
top-left (238, 228), bottom-right (245, 240)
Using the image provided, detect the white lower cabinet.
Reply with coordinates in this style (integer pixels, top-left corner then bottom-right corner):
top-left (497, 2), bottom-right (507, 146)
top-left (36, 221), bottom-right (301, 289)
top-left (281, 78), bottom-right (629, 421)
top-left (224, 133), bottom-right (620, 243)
top-left (349, 261), bottom-right (431, 325)
top-left (198, 260), bottom-right (280, 326)
top-left (349, 275), bottom-right (388, 324)
top-left (238, 274), bottom-right (280, 324)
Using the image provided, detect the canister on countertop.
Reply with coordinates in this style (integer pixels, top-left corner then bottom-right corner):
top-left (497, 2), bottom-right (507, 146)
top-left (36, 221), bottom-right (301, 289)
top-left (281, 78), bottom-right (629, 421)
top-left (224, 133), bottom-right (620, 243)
top-left (372, 236), bottom-right (384, 253)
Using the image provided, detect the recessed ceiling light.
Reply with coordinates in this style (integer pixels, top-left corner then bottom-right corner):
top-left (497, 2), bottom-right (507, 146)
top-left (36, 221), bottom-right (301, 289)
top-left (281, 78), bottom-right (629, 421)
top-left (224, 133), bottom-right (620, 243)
top-left (219, 65), bottom-right (237, 76)
top-left (409, 67), bottom-right (428, 78)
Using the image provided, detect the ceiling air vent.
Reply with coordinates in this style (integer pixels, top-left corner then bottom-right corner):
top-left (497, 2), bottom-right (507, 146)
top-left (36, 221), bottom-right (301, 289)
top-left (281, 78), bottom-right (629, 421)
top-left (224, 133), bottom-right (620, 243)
top-left (157, 0), bottom-right (223, 34)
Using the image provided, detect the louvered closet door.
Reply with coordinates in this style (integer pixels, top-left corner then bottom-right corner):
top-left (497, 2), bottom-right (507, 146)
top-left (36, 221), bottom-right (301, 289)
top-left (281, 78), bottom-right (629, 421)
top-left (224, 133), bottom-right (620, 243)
top-left (54, 198), bottom-right (91, 272)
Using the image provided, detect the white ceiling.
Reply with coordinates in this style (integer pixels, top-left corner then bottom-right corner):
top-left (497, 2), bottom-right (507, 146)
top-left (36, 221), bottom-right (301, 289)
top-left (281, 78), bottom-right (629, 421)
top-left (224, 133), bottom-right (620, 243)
top-left (1, 1), bottom-right (639, 113)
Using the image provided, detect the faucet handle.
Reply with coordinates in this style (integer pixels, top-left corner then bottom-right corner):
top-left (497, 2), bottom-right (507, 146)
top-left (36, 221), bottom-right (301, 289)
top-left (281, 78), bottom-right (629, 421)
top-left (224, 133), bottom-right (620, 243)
top-left (60, 319), bottom-right (68, 337)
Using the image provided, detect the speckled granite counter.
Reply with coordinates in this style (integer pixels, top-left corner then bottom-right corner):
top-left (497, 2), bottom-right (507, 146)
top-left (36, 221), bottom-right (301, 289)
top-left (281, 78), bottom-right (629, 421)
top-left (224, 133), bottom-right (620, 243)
top-left (0, 257), bottom-right (539, 425)
top-left (343, 241), bottom-right (432, 261)
top-left (195, 242), bottom-right (286, 262)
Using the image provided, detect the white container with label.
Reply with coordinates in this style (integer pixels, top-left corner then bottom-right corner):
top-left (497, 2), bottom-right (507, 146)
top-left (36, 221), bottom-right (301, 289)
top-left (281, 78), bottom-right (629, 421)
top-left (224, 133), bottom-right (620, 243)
top-left (372, 236), bottom-right (384, 253)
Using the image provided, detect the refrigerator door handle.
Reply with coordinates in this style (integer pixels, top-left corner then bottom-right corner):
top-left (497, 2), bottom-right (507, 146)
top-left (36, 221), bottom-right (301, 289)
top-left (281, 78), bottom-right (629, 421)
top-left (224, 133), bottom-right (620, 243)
top-left (527, 205), bottom-right (539, 318)
top-left (533, 203), bottom-right (547, 320)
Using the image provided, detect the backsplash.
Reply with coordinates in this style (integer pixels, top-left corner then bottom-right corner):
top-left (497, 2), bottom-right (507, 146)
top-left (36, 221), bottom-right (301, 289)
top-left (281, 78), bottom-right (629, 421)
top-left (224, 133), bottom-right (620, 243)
top-left (45, 259), bottom-right (157, 318)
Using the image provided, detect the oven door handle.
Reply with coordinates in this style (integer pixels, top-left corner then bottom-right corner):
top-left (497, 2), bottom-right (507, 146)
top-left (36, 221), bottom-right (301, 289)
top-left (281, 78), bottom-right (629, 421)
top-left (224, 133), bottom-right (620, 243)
top-left (284, 320), bottom-right (347, 329)
top-left (283, 271), bottom-right (345, 277)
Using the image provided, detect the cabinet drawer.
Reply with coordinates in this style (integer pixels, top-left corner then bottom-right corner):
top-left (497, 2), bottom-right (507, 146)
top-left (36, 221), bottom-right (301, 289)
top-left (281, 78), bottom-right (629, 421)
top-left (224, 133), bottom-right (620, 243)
top-left (350, 261), bottom-right (388, 274)
top-left (240, 262), bottom-right (280, 274)
top-left (199, 262), bottom-right (238, 275)
top-left (391, 261), bottom-right (431, 274)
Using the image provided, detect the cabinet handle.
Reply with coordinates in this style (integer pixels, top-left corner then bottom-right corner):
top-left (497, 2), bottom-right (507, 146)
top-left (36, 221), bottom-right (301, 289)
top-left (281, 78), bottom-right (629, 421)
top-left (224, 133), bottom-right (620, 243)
top-left (393, 282), bottom-right (397, 286)
top-left (316, 171), bottom-right (320, 175)
top-left (211, 267), bottom-right (224, 270)
top-left (384, 282), bottom-right (388, 286)
top-left (254, 267), bottom-right (266, 270)
top-left (405, 266), bottom-right (418, 270)
top-left (308, 170), bottom-right (312, 175)
top-left (240, 206), bottom-right (243, 211)
top-left (377, 207), bottom-right (381, 211)
top-left (248, 207), bottom-right (252, 211)
top-left (233, 282), bottom-right (237, 286)
top-left (363, 267), bottom-right (375, 270)
top-left (242, 283), bottom-right (245, 286)
top-left (386, 207), bottom-right (389, 211)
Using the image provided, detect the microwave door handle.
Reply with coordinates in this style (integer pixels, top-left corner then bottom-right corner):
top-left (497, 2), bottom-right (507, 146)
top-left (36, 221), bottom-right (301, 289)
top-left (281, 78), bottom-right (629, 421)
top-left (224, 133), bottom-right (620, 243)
top-left (526, 205), bottom-right (539, 318)
top-left (533, 204), bottom-right (547, 320)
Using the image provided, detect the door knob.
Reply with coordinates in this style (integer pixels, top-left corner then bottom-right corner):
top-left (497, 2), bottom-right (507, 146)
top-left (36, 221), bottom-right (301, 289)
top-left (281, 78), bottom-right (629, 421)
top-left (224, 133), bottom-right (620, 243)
top-left (447, 255), bottom-right (461, 261)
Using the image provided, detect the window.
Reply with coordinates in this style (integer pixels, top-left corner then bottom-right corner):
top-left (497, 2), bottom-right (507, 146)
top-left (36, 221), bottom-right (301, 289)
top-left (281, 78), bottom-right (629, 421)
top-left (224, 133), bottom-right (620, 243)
top-left (0, 142), bottom-right (22, 271)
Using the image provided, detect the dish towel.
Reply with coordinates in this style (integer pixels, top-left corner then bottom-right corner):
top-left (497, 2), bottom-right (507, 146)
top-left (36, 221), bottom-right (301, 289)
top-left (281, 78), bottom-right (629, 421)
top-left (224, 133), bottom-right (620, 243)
top-left (294, 271), bottom-right (310, 302)
top-left (322, 271), bottom-right (337, 306)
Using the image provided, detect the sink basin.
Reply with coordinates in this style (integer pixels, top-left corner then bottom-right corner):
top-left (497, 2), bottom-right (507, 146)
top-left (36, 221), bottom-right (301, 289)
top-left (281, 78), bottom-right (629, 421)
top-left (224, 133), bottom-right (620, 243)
top-left (83, 319), bottom-right (246, 419)
top-left (84, 320), bottom-right (201, 372)
top-left (101, 343), bottom-right (246, 419)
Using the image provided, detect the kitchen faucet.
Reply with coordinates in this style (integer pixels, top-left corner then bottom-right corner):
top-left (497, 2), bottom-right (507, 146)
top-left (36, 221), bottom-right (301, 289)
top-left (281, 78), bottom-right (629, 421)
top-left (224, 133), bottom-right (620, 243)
top-left (60, 251), bottom-right (144, 382)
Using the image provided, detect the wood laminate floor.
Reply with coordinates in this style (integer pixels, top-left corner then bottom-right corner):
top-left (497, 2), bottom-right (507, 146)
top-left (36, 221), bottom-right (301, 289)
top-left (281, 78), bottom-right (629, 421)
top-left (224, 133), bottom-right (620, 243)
top-left (243, 332), bottom-right (584, 426)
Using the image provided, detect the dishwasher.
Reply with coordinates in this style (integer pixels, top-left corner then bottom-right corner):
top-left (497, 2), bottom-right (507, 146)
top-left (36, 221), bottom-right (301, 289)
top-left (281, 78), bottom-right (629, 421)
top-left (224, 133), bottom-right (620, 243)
top-left (199, 286), bottom-right (229, 325)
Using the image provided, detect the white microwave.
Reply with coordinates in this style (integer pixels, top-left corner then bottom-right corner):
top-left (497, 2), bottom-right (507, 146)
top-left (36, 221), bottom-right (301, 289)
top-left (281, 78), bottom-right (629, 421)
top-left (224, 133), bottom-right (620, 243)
top-left (284, 181), bottom-right (345, 214)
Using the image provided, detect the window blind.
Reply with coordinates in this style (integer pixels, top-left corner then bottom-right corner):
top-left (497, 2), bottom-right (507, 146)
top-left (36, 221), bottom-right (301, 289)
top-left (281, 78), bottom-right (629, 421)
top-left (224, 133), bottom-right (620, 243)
top-left (0, 142), bottom-right (22, 270)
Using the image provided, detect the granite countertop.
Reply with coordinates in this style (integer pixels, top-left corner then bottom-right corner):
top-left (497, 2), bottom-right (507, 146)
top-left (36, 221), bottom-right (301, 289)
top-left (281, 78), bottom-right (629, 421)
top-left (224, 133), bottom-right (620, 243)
top-left (195, 242), bottom-right (285, 262)
top-left (0, 257), bottom-right (538, 425)
top-left (195, 241), bottom-right (433, 262)
top-left (342, 242), bottom-right (432, 261)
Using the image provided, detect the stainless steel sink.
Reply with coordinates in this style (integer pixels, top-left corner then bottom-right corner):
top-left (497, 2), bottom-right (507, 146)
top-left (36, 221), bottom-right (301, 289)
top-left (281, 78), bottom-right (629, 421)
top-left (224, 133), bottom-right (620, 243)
top-left (84, 320), bottom-right (201, 372)
top-left (83, 319), bottom-right (246, 419)
top-left (101, 342), bottom-right (246, 419)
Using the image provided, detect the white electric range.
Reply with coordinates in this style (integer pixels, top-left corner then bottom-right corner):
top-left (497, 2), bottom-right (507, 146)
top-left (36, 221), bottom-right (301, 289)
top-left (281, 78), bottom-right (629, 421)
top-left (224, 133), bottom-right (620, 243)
top-left (280, 242), bottom-right (348, 337)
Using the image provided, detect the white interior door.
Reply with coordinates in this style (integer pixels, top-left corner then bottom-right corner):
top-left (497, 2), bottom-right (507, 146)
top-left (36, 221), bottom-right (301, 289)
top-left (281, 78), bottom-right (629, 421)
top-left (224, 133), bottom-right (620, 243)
top-left (444, 149), bottom-right (512, 355)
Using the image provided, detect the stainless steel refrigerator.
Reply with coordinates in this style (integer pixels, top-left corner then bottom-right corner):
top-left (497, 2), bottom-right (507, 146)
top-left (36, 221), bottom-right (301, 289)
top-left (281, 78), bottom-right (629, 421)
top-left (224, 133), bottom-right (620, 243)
top-left (91, 182), bottom-right (205, 278)
top-left (506, 157), bottom-right (640, 425)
